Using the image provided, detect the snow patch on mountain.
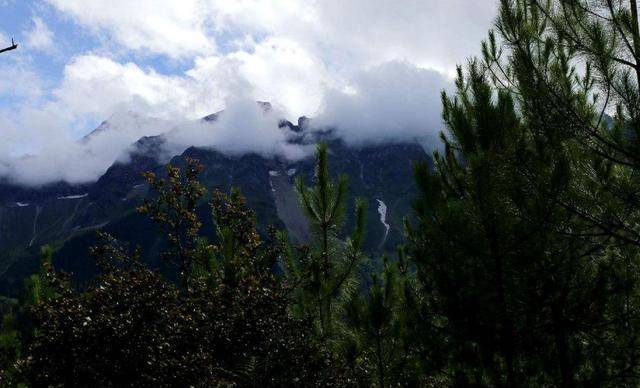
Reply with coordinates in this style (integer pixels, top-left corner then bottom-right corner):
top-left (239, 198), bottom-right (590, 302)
top-left (57, 193), bottom-right (88, 200)
top-left (376, 199), bottom-right (390, 241)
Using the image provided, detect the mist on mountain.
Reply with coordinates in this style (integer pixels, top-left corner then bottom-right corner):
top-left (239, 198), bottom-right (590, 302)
top-left (0, 61), bottom-right (447, 187)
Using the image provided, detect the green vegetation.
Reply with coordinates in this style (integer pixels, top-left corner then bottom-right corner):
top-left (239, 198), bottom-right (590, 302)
top-left (5, 0), bottom-right (640, 385)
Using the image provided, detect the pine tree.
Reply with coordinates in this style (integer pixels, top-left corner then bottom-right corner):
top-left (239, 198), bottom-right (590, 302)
top-left (289, 143), bottom-right (431, 386)
top-left (0, 246), bottom-right (64, 386)
top-left (291, 142), bottom-right (367, 343)
top-left (474, 0), bottom-right (640, 384)
top-left (408, 59), bottom-right (627, 386)
top-left (484, 0), bottom-right (640, 246)
top-left (341, 252), bottom-right (422, 387)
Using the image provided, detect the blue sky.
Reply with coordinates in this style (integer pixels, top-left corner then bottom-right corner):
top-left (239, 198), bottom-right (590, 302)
top-left (2, 1), bottom-right (93, 76)
top-left (0, 0), bottom-right (192, 126)
top-left (0, 0), bottom-right (496, 186)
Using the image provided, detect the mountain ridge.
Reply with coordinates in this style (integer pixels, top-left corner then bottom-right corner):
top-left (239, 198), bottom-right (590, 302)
top-left (0, 110), bottom-right (432, 294)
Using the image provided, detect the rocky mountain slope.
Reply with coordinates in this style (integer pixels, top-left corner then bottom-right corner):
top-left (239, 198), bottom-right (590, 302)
top-left (0, 114), bottom-right (432, 294)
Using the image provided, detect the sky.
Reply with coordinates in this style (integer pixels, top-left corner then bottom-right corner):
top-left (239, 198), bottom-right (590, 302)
top-left (0, 0), bottom-right (497, 186)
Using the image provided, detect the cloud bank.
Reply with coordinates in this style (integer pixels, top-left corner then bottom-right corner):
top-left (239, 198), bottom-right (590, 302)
top-left (164, 97), bottom-right (311, 161)
top-left (0, 111), bottom-right (176, 186)
top-left (24, 17), bottom-right (54, 51)
top-left (44, 0), bottom-right (215, 58)
top-left (316, 61), bottom-right (452, 146)
top-left (0, 0), bottom-right (497, 186)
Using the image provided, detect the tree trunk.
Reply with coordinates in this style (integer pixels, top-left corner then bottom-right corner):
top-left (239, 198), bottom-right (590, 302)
top-left (551, 301), bottom-right (576, 388)
top-left (630, 0), bottom-right (640, 85)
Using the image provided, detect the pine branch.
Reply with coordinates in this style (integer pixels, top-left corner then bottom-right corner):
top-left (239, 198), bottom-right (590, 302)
top-left (0, 38), bottom-right (18, 54)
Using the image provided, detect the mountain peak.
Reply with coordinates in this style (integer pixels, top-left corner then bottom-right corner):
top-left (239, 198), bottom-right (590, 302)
top-left (257, 101), bottom-right (273, 112)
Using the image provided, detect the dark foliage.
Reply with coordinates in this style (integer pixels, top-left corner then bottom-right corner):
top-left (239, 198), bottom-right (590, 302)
top-left (6, 161), bottom-right (335, 387)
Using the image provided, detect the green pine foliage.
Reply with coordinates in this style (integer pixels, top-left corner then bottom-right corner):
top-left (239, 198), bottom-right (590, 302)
top-left (484, 0), bottom-right (640, 246)
top-left (0, 246), bottom-right (61, 386)
top-left (290, 143), bottom-right (423, 386)
top-left (291, 142), bottom-right (366, 342)
top-left (341, 254), bottom-right (422, 387)
top-left (408, 60), bottom-right (617, 386)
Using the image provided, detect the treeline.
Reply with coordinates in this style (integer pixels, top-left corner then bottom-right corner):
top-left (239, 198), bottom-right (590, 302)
top-left (4, 0), bottom-right (640, 386)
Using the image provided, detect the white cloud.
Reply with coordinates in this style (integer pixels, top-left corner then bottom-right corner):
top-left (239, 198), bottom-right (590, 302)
top-left (45, 0), bottom-right (215, 58)
top-left (54, 55), bottom-right (205, 123)
top-left (39, 0), bottom-right (497, 119)
top-left (0, 98), bottom-right (307, 186)
top-left (45, 0), bottom-right (496, 69)
top-left (0, 58), bottom-right (450, 186)
top-left (316, 61), bottom-right (451, 147)
top-left (225, 37), bottom-right (332, 118)
top-left (0, 63), bottom-right (44, 101)
top-left (201, 0), bottom-right (497, 75)
top-left (24, 17), bottom-right (54, 50)
top-left (0, 0), bottom-right (499, 186)
top-left (0, 110), bottom-right (177, 186)
top-left (0, 55), bottom-right (193, 185)
top-left (0, 53), bottom-right (311, 186)
top-left (311, 0), bottom-right (498, 75)
top-left (165, 97), bottom-right (310, 160)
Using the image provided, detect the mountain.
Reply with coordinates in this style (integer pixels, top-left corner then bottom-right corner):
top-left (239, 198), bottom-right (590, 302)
top-left (0, 113), bottom-right (432, 295)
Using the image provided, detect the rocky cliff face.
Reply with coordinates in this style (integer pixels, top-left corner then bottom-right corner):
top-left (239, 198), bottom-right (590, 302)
top-left (0, 115), bottom-right (432, 294)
